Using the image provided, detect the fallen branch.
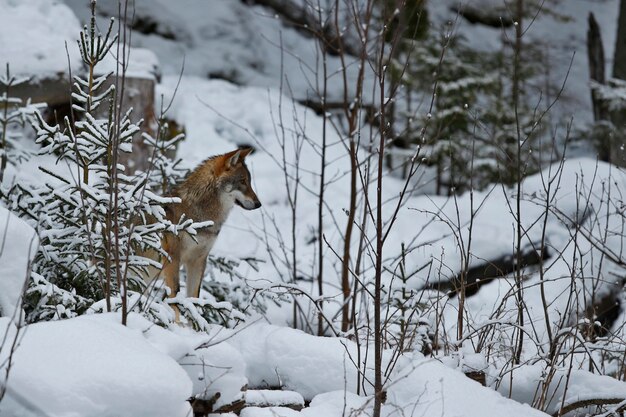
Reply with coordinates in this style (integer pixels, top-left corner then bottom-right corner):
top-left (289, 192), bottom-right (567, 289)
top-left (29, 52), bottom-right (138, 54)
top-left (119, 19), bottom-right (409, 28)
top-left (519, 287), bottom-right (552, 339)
top-left (553, 397), bottom-right (626, 417)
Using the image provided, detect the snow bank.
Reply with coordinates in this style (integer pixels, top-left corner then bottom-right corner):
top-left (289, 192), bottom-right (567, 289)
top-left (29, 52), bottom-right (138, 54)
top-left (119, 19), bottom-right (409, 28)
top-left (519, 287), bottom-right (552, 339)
top-left (0, 315), bottom-right (193, 417)
top-left (299, 358), bottom-right (550, 417)
top-left (0, 206), bottom-right (38, 320)
top-left (400, 158), bottom-right (626, 289)
top-left (0, 0), bottom-right (81, 79)
top-left (297, 360), bottom-right (551, 417)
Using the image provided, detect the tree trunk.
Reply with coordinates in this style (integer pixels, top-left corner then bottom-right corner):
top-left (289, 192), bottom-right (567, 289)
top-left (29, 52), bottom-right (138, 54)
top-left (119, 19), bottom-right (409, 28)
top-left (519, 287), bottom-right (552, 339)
top-left (588, 13), bottom-right (608, 122)
top-left (614, 0), bottom-right (626, 80)
top-left (587, 12), bottom-right (614, 163)
top-left (612, 2), bottom-right (626, 166)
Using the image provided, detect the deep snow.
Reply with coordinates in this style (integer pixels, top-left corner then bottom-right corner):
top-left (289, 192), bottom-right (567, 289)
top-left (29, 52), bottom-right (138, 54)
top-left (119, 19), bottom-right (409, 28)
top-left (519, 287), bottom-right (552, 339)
top-left (1, 315), bottom-right (554, 417)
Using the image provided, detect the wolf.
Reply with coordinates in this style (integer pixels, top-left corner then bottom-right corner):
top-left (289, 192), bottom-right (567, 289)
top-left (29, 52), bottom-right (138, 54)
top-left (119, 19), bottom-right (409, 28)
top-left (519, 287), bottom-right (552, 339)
top-left (158, 147), bottom-right (261, 299)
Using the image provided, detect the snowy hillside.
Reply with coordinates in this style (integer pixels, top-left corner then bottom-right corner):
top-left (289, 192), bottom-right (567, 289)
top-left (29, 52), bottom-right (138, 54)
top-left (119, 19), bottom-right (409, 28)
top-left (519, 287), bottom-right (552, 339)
top-left (2, 0), bottom-right (626, 416)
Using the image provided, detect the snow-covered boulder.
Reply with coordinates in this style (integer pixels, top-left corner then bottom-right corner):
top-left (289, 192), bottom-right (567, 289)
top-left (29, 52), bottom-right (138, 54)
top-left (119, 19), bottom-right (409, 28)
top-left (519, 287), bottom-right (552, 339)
top-left (0, 0), bottom-right (82, 110)
top-left (0, 206), bottom-right (38, 320)
top-left (0, 315), bottom-right (193, 417)
top-left (0, 0), bottom-right (81, 79)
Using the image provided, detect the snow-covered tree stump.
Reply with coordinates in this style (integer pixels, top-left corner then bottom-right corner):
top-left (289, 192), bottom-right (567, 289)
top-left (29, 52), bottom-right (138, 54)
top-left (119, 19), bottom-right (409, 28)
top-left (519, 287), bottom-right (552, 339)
top-left (114, 75), bottom-right (156, 174)
top-left (95, 48), bottom-right (161, 174)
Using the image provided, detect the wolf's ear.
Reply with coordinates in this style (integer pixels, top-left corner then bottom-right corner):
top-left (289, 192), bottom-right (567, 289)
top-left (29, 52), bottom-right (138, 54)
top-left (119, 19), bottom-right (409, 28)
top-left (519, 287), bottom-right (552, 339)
top-left (240, 147), bottom-right (254, 158)
top-left (226, 149), bottom-right (242, 169)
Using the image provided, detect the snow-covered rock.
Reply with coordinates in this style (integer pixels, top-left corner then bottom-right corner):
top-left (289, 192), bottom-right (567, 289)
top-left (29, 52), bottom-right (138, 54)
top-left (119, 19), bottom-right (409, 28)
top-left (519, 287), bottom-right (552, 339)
top-left (0, 0), bottom-right (81, 79)
top-left (302, 391), bottom-right (370, 417)
top-left (0, 206), bottom-right (38, 320)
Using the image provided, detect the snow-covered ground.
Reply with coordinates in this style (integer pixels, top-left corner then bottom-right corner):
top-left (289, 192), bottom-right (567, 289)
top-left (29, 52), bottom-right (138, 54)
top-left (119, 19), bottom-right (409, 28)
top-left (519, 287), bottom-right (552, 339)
top-left (2, 0), bottom-right (626, 416)
top-left (1, 312), bottom-right (552, 417)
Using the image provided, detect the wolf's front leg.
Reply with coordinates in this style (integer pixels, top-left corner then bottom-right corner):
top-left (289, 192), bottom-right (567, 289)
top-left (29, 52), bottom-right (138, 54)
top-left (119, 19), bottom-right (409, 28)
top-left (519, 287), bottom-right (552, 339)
top-left (161, 233), bottom-right (182, 298)
top-left (161, 253), bottom-right (182, 322)
top-left (162, 257), bottom-right (181, 298)
top-left (185, 255), bottom-right (208, 298)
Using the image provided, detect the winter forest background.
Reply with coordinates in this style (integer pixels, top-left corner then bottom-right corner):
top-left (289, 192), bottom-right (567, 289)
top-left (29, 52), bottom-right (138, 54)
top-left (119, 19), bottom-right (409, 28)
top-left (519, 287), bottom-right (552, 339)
top-left (3, 0), bottom-right (626, 416)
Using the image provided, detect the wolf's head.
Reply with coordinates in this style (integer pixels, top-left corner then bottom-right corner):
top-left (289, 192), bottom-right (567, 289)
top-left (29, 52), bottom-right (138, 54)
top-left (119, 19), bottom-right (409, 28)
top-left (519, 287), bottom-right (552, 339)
top-left (215, 148), bottom-right (262, 210)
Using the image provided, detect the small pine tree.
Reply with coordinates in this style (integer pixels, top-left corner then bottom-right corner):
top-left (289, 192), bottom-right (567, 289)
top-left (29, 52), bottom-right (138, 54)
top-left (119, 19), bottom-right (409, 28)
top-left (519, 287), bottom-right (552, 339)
top-left (391, 25), bottom-right (548, 193)
top-left (395, 32), bottom-right (500, 193)
top-left (386, 243), bottom-right (432, 354)
top-left (4, 1), bottom-right (274, 329)
top-left (6, 5), bottom-right (205, 324)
